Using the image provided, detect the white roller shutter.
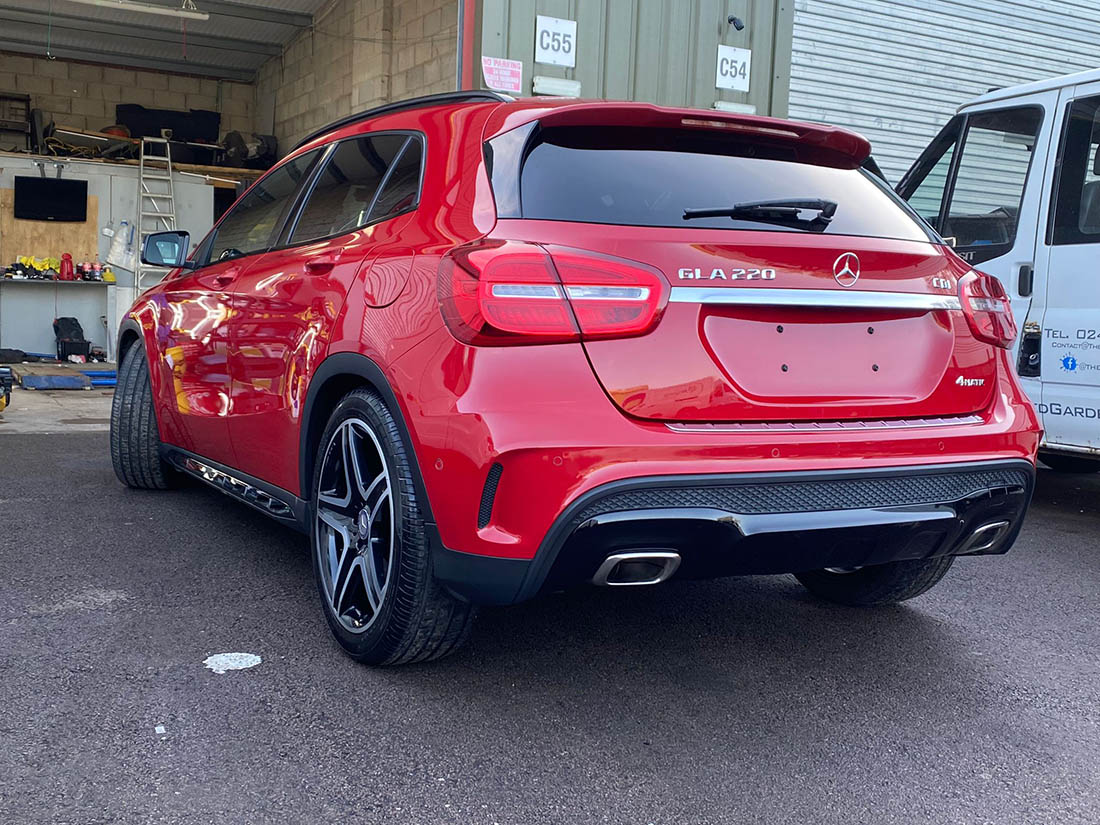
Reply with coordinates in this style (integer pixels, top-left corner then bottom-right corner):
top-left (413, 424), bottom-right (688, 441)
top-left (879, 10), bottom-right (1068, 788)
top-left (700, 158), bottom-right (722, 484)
top-left (789, 0), bottom-right (1100, 183)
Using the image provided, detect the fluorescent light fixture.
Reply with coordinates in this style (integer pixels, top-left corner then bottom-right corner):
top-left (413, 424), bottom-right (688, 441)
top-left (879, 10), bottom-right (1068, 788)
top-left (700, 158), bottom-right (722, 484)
top-left (713, 100), bottom-right (758, 115)
top-left (64, 0), bottom-right (210, 21)
top-left (532, 75), bottom-right (582, 98)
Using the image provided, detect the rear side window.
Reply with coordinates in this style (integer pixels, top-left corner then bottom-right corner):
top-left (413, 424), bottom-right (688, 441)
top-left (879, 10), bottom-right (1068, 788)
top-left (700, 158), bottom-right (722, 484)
top-left (498, 126), bottom-right (931, 242)
top-left (289, 133), bottom-right (420, 244)
top-left (208, 149), bottom-right (320, 262)
top-left (371, 139), bottom-right (422, 221)
top-left (1051, 94), bottom-right (1100, 246)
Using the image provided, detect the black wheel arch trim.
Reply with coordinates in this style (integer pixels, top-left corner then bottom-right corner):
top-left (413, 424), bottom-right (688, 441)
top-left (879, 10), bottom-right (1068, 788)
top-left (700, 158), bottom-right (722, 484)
top-left (299, 351), bottom-right (516, 604)
top-left (116, 317), bottom-right (145, 360)
top-left (300, 352), bottom-right (436, 520)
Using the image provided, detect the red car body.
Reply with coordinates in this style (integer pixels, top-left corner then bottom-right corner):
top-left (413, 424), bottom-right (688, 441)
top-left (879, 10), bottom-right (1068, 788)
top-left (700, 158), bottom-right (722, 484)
top-left (117, 93), bottom-right (1039, 613)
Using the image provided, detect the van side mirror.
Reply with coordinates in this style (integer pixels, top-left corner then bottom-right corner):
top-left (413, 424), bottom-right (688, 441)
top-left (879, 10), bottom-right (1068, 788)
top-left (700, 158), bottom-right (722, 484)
top-left (141, 231), bottom-right (192, 269)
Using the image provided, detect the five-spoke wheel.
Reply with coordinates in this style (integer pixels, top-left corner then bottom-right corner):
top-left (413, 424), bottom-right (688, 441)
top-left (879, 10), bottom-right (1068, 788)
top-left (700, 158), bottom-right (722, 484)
top-left (316, 418), bottom-right (393, 633)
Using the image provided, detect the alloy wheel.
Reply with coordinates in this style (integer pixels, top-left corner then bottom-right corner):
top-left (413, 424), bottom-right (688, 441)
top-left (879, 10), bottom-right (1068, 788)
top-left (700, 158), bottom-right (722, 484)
top-left (315, 418), bottom-right (394, 634)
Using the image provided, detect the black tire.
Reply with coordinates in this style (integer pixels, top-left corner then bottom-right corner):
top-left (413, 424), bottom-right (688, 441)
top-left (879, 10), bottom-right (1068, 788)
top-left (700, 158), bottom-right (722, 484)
top-left (795, 555), bottom-right (954, 607)
top-left (310, 388), bottom-right (475, 665)
top-left (110, 342), bottom-right (171, 490)
top-left (1039, 452), bottom-right (1100, 474)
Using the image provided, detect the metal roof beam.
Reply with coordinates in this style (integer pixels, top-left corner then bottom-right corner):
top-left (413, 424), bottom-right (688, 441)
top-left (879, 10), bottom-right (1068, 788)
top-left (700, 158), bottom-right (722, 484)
top-left (191, 0), bottom-right (312, 28)
top-left (0, 40), bottom-right (255, 83)
top-left (0, 7), bottom-right (281, 56)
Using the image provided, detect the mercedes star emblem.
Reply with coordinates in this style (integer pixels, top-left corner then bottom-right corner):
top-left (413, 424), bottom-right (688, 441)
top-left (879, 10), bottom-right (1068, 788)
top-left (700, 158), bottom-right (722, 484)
top-left (833, 252), bottom-right (860, 288)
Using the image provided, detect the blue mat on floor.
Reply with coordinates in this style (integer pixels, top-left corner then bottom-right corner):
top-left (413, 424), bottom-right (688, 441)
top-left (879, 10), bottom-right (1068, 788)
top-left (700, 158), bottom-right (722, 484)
top-left (21, 374), bottom-right (90, 390)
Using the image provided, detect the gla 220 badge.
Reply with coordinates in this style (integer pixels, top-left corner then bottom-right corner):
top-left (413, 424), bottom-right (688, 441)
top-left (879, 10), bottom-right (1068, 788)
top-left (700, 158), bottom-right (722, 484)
top-left (678, 267), bottom-right (777, 280)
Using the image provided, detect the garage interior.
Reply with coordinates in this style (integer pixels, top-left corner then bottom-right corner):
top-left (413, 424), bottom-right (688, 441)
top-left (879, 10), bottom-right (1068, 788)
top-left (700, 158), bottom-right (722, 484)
top-left (0, 0), bottom-right (466, 378)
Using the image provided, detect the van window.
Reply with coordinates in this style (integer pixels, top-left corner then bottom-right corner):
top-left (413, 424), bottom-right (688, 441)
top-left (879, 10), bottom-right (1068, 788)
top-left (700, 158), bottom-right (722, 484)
top-left (942, 108), bottom-right (1041, 253)
top-left (907, 136), bottom-right (956, 225)
top-left (289, 134), bottom-right (409, 244)
top-left (1051, 94), bottom-right (1100, 246)
top-left (505, 126), bottom-right (933, 242)
top-left (208, 149), bottom-right (320, 262)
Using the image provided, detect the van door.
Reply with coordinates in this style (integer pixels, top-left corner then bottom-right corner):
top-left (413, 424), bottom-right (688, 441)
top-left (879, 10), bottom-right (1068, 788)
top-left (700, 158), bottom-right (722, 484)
top-left (1034, 84), bottom-right (1100, 453)
top-left (898, 94), bottom-right (1058, 416)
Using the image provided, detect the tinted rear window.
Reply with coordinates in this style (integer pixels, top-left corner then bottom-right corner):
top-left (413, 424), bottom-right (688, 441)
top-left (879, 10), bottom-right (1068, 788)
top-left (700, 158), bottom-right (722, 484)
top-left (505, 126), bottom-right (931, 242)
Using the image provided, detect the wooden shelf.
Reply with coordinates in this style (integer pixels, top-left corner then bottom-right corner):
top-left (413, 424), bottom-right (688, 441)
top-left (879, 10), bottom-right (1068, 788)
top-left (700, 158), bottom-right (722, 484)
top-left (0, 150), bottom-right (263, 186)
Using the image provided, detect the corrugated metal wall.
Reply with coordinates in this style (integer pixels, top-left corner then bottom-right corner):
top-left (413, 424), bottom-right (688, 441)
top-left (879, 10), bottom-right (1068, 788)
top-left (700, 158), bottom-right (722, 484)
top-left (478, 0), bottom-right (793, 115)
top-left (789, 0), bottom-right (1100, 183)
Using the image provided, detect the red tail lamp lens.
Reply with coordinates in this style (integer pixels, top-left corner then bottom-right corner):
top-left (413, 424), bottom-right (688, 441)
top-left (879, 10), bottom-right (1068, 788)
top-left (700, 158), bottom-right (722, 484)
top-left (958, 269), bottom-right (1016, 349)
top-left (439, 240), bottom-right (667, 345)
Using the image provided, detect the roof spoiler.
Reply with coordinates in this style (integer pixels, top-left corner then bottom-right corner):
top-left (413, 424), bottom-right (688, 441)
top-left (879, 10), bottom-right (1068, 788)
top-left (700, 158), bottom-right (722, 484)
top-left (487, 102), bottom-right (872, 168)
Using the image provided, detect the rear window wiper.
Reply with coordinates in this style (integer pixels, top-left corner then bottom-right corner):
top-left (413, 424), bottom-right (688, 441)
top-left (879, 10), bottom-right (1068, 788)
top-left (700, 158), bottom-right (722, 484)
top-left (683, 199), bottom-right (838, 229)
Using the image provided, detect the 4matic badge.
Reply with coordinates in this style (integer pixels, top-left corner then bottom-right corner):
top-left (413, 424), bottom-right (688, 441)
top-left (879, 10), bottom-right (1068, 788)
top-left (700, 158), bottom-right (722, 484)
top-left (956, 376), bottom-right (985, 387)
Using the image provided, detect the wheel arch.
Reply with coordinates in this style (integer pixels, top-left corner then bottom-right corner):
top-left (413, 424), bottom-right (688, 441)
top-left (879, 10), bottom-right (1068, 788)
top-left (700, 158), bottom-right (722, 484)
top-left (300, 352), bottom-right (436, 524)
top-left (116, 318), bottom-right (144, 362)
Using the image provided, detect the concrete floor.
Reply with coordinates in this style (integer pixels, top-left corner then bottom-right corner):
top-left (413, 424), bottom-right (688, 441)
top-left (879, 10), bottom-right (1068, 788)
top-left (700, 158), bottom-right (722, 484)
top-left (0, 386), bottom-right (115, 434)
top-left (2, 431), bottom-right (1099, 824)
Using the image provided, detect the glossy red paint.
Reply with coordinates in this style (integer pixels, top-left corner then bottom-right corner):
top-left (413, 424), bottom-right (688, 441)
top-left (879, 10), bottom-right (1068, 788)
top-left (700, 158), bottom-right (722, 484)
top-left (122, 96), bottom-right (1040, 572)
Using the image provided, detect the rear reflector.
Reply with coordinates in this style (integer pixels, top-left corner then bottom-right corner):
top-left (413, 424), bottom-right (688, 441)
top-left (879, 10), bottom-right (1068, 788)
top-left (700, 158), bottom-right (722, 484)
top-left (439, 240), bottom-right (668, 345)
top-left (958, 269), bottom-right (1016, 349)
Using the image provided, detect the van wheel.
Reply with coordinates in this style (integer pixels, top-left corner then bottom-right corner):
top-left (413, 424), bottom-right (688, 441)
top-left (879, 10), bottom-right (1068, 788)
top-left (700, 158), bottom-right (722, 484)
top-left (110, 342), bottom-right (172, 490)
top-left (310, 388), bottom-right (476, 665)
top-left (795, 556), bottom-right (954, 606)
top-left (1039, 452), bottom-right (1100, 473)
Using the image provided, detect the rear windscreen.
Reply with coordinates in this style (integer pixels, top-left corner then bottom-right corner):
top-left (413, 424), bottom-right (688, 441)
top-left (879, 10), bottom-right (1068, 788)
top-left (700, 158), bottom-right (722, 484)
top-left (499, 126), bottom-right (932, 242)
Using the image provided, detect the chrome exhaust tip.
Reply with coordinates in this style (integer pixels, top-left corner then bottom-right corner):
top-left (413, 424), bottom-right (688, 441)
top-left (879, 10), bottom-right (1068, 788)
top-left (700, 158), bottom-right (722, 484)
top-left (592, 551), bottom-right (681, 587)
top-left (957, 520), bottom-right (1011, 554)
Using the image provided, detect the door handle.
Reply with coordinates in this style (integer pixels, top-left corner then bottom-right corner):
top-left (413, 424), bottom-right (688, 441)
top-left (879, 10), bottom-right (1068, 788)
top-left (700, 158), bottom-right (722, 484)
top-left (1018, 264), bottom-right (1034, 298)
top-left (305, 252), bottom-right (342, 275)
top-left (206, 266), bottom-right (239, 289)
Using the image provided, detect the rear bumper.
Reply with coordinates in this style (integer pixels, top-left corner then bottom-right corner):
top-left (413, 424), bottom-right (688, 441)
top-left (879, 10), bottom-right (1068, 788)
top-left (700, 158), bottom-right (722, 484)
top-left (433, 458), bottom-right (1035, 605)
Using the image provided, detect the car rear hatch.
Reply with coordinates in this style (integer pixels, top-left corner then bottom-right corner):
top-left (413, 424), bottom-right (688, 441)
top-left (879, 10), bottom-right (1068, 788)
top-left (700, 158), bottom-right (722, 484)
top-left (483, 107), bottom-right (998, 423)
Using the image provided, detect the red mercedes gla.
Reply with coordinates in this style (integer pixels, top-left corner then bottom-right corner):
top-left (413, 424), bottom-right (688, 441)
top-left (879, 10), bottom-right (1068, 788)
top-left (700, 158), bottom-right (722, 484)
top-left (112, 92), bottom-right (1040, 665)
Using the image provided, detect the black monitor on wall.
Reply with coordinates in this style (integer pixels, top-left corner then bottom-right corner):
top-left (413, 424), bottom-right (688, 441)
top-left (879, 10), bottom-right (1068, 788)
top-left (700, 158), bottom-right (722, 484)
top-left (13, 176), bottom-right (88, 222)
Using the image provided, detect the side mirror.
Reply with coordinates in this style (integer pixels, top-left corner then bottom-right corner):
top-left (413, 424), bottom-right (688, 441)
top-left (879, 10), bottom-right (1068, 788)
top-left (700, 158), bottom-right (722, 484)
top-left (141, 230), bottom-right (192, 269)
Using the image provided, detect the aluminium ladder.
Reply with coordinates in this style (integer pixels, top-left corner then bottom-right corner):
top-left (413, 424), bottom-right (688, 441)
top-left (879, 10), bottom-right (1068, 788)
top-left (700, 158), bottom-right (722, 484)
top-left (136, 137), bottom-right (177, 288)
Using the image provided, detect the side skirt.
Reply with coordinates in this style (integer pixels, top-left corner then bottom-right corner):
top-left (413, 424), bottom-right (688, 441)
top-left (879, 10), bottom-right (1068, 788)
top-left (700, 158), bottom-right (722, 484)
top-left (162, 446), bottom-right (310, 534)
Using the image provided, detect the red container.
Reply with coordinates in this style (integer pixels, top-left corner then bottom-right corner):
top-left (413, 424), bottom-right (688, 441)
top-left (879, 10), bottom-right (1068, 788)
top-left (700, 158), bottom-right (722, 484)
top-left (57, 253), bottom-right (75, 281)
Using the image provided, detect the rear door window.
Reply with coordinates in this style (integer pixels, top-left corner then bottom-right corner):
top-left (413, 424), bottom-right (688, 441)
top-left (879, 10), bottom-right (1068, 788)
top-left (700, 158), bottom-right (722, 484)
top-left (501, 126), bottom-right (932, 242)
top-left (289, 133), bottom-right (420, 244)
top-left (207, 149), bottom-right (320, 263)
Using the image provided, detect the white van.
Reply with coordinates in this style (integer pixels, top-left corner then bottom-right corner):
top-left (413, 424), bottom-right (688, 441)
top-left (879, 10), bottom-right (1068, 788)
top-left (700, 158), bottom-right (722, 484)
top-left (897, 68), bottom-right (1100, 472)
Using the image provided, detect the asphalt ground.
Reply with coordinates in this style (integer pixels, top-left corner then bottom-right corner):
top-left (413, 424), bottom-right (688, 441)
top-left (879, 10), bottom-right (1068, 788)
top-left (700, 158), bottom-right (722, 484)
top-left (2, 433), bottom-right (1098, 824)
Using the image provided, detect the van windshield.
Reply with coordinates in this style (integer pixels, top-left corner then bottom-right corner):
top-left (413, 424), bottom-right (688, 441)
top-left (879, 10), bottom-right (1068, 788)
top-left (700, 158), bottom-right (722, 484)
top-left (504, 126), bottom-right (933, 242)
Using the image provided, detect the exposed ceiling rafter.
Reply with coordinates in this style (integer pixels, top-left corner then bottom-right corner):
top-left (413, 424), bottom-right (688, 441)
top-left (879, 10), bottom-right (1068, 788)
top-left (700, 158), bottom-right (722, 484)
top-left (0, 7), bottom-right (281, 57)
top-left (0, 40), bottom-right (255, 82)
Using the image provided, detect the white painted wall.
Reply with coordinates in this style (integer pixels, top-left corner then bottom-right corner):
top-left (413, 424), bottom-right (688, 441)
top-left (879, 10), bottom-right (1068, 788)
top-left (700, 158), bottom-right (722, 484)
top-left (789, 0), bottom-right (1100, 183)
top-left (0, 156), bottom-right (214, 357)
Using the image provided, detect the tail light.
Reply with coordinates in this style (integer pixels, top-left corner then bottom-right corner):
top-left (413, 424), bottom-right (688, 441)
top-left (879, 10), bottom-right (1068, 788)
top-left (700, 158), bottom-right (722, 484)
top-left (958, 269), bottom-right (1016, 349)
top-left (438, 240), bottom-right (667, 345)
